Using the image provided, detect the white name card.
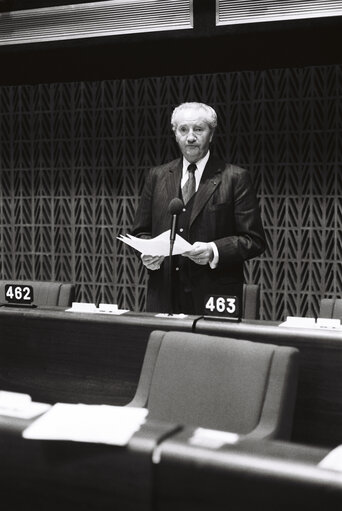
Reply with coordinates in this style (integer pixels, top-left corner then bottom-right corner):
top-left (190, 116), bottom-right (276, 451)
top-left (66, 303), bottom-right (129, 315)
top-left (279, 316), bottom-right (341, 330)
top-left (189, 427), bottom-right (239, 449)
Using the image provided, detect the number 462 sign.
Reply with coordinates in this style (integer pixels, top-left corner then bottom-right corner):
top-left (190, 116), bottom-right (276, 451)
top-left (204, 295), bottom-right (240, 319)
top-left (5, 284), bottom-right (34, 305)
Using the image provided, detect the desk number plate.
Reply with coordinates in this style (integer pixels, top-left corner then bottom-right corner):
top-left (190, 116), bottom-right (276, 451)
top-left (204, 295), bottom-right (240, 318)
top-left (5, 284), bottom-right (34, 304)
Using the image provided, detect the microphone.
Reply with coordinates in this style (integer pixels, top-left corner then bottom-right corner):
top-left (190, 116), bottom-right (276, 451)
top-left (168, 198), bottom-right (184, 244)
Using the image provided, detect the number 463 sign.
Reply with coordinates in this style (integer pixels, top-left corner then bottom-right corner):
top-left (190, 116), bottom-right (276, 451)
top-left (204, 295), bottom-right (240, 319)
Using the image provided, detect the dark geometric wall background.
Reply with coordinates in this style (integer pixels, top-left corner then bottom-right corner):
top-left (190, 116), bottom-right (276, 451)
top-left (0, 64), bottom-right (341, 320)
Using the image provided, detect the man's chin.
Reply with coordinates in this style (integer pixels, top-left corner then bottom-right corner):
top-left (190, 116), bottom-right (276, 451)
top-left (185, 148), bottom-right (201, 161)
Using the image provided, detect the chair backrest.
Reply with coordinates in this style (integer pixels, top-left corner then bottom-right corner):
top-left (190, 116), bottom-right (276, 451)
top-left (129, 330), bottom-right (299, 439)
top-left (319, 298), bottom-right (342, 319)
top-left (0, 280), bottom-right (75, 307)
top-left (242, 284), bottom-right (260, 319)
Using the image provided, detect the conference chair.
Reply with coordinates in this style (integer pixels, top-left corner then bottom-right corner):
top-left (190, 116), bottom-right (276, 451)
top-left (0, 280), bottom-right (75, 307)
top-left (319, 297), bottom-right (342, 319)
top-left (242, 283), bottom-right (260, 319)
top-left (127, 330), bottom-right (299, 440)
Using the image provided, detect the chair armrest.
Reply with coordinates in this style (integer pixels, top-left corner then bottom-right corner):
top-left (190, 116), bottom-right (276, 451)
top-left (126, 330), bottom-right (165, 408)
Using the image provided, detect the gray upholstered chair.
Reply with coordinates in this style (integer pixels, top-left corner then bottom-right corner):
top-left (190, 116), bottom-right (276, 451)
top-left (0, 280), bottom-right (75, 307)
top-left (319, 298), bottom-right (342, 320)
top-left (128, 330), bottom-right (299, 440)
top-left (242, 283), bottom-right (260, 319)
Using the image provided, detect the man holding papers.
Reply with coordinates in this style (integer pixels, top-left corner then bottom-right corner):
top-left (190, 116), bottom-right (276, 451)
top-left (132, 102), bottom-right (266, 314)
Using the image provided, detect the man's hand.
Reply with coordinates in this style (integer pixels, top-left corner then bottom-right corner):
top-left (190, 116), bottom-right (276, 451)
top-left (182, 242), bottom-right (214, 265)
top-left (141, 254), bottom-right (165, 270)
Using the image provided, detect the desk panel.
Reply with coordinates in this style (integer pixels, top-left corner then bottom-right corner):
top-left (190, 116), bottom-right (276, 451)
top-left (0, 414), bottom-right (179, 511)
top-left (156, 429), bottom-right (341, 511)
top-left (195, 319), bottom-right (342, 448)
top-left (0, 307), bottom-right (197, 405)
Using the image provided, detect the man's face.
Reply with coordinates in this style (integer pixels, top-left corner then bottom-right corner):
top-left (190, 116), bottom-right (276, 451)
top-left (174, 107), bottom-right (213, 163)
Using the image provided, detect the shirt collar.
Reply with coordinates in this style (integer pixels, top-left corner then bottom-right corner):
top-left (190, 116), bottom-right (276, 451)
top-left (182, 150), bottom-right (210, 180)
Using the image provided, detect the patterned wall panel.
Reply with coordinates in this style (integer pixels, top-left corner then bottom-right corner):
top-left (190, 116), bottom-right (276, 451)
top-left (0, 65), bottom-right (341, 320)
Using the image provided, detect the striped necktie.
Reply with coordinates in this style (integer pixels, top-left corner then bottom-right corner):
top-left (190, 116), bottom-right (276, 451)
top-left (182, 163), bottom-right (197, 205)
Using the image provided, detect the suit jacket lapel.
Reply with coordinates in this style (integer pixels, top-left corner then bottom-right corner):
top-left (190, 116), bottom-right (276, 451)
top-left (190, 154), bottom-right (223, 226)
top-left (165, 158), bottom-right (182, 202)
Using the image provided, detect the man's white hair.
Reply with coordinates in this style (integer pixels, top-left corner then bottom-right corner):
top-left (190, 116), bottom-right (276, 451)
top-left (171, 102), bottom-right (218, 132)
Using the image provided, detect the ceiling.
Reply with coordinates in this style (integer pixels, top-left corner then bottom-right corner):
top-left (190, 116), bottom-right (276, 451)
top-left (0, 0), bottom-right (341, 85)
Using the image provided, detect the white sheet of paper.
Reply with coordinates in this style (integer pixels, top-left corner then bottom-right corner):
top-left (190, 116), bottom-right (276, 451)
top-left (155, 313), bottom-right (188, 318)
top-left (316, 318), bottom-right (341, 329)
top-left (318, 445), bottom-right (342, 472)
top-left (66, 303), bottom-right (129, 315)
top-left (23, 403), bottom-right (148, 446)
top-left (117, 230), bottom-right (192, 256)
top-left (279, 316), bottom-right (316, 328)
top-left (0, 391), bottom-right (51, 419)
top-left (189, 427), bottom-right (239, 449)
top-left (279, 316), bottom-right (342, 330)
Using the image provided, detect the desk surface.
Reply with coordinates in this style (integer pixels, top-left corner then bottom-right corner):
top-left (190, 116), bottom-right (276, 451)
top-left (156, 428), bottom-right (342, 511)
top-left (196, 316), bottom-right (342, 343)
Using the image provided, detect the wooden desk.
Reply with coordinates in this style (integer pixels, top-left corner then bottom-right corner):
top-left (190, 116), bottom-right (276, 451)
top-left (0, 411), bottom-right (339, 511)
top-left (156, 428), bottom-right (341, 511)
top-left (0, 307), bottom-right (198, 405)
top-left (0, 413), bottom-right (179, 511)
top-left (0, 308), bottom-right (341, 448)
top-left (195, 318), bottom-right (342, 448)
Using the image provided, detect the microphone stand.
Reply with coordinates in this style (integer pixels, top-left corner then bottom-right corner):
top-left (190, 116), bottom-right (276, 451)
top-left (168, 216), bottom-right (177, 316)
top-left (167, 198), bottom-right (184, 316)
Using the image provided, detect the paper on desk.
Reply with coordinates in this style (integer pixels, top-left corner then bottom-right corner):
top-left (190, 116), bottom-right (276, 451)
top-left (0, 390), bottom-right (51, 419)
top-left (189, 427), bottom-right (239, 449)
top-left (279, 316), bottom-right (342, 330)
top-left (23, 403), bottom-right (148, 446)
top-left (318, 445), bottom-right (342, 472)
top-left (279, 316), bottom-right (317, 329)
top-left (66, 303), bottom-right (129, 315)
top-left (155, 313), bottom-right (188, 319)
top-left (117, 230), bottom-right (192, 256)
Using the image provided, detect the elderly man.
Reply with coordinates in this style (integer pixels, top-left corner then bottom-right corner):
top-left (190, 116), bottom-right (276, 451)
top-left (132, 102), bottom-right (266, 315)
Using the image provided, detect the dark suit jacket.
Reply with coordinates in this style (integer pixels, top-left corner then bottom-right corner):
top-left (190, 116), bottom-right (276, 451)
top-left (132, 154), bottom-right (266, 313)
